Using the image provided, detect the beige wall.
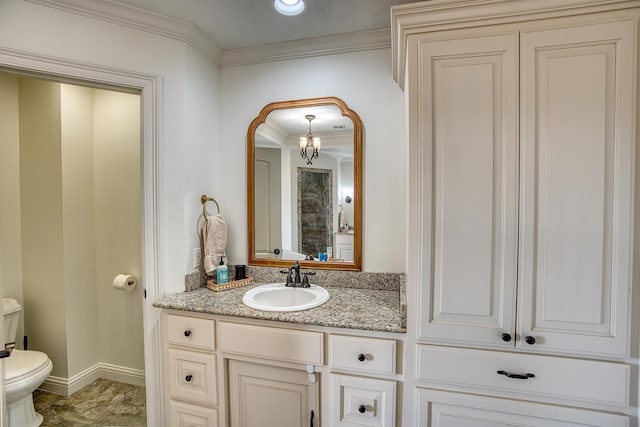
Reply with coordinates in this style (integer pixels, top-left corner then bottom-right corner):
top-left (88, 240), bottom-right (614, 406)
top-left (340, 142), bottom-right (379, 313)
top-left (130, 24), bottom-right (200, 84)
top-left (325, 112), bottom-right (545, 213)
top-left (0, 74), bottom-right (24, 343)
top-left (18, 78), bottom-right (69, 378)
top-left (60, 84), bottom-right (100, 376)
top-left (93, 89), bottom-right (143, 371)
top-left (0, 75), bottom-right (143, 380)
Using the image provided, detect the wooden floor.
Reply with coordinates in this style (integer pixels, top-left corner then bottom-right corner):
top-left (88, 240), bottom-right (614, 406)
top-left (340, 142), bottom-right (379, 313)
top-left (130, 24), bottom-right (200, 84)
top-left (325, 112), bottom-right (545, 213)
top-left (33, 378), bottom-right (146, 426)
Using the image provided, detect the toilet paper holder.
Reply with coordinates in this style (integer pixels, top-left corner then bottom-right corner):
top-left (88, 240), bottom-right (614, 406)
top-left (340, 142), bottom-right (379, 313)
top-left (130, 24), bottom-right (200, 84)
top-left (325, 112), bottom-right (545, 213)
top-left (113, 274), bottom-right (138, 291)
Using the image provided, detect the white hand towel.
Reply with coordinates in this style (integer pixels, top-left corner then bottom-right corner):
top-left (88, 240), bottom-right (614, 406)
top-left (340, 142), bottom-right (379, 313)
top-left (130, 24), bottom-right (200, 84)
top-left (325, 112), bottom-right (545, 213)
top-left (203, 214), bottom-right (227, 275)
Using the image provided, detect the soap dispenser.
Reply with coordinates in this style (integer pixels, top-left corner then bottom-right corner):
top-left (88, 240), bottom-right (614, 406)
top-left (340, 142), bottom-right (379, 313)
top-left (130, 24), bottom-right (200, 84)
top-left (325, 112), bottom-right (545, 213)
top-left (216, 257), bottom-right (228, 284)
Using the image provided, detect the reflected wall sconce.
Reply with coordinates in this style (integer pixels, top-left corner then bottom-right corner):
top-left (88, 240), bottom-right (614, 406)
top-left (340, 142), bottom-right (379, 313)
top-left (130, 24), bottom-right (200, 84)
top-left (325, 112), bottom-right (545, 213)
top-left (300, 114), bottom-right (321, 165)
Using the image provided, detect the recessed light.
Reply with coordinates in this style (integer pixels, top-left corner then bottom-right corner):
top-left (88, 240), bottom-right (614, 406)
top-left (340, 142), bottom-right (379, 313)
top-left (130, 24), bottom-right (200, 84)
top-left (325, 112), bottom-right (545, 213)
top-left (273, 0), bottom-right (306, 16)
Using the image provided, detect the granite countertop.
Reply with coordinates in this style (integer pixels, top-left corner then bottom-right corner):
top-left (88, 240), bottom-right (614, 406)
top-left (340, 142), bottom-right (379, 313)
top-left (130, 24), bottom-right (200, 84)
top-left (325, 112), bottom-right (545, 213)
top-left (153, 283), bottom-right (406, 334)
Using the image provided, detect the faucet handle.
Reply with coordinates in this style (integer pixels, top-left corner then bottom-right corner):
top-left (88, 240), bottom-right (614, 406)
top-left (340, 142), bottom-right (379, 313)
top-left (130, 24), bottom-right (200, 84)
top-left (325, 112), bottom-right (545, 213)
top-left (301, 271), bottom-right (315, 288)
top-left (280, 269), bottom-right (294, 286)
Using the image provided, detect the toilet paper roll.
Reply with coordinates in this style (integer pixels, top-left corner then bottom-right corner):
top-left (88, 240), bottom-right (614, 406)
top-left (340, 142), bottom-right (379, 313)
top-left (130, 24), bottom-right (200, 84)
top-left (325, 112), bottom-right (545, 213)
top-left (113, 274), bottom-right (137, 291)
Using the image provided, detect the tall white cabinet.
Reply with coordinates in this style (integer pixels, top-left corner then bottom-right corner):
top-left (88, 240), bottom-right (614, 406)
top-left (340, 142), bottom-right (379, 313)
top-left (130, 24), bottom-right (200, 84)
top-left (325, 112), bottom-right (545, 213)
top-left (393, 0), bottom-right (638, 425)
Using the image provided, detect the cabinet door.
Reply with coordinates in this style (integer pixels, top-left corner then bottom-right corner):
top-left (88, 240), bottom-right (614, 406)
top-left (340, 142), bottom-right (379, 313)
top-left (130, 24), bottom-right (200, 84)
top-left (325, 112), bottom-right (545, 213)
top-left (417, 389), bottom-right (629, 426)
top-left (412, 33), bottom-right (519, 348)
top-left (519, 20), bottom-right (636, 358)
top-left (228, 360), bottom-right (318, 427)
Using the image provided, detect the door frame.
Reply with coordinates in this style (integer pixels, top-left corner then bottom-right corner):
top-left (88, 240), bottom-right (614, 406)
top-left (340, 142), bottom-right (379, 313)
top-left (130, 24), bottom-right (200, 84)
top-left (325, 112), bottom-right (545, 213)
top-left (0, 47), bottom-right (164, 426)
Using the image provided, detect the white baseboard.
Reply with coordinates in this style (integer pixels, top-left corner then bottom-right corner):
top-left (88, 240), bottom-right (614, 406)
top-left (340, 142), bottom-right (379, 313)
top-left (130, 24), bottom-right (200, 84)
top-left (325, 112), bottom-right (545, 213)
top-left (40, 362), bottom-right (145, 396)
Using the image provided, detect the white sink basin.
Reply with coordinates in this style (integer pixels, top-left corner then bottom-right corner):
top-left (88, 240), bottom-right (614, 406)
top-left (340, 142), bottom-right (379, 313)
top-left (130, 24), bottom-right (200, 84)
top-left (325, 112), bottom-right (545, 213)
top-left (242, 283), bottom-right (330, 312)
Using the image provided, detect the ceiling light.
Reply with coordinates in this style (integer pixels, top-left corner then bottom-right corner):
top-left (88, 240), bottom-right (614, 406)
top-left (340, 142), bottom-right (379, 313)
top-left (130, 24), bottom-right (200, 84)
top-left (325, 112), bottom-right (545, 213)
top-left (274, 0), bottom-right (306, 16)
top-left (300, 115), bottom-right (321, 165)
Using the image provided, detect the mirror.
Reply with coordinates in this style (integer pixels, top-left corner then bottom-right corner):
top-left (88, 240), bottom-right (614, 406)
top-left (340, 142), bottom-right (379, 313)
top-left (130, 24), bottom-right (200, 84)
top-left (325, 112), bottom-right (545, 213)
top-left (247, 97), bottom-right (362, 271)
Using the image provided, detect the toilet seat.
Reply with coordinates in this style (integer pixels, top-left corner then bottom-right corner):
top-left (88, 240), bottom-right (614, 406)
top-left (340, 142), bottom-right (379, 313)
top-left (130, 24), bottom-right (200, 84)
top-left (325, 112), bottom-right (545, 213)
top-left (5, 350), bottom-right (51, 385)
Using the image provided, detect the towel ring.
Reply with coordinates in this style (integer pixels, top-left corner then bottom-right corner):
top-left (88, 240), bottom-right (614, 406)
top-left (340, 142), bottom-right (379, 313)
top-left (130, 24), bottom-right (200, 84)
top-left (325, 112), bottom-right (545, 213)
top-left (201, 194), bottom-right (220, 218)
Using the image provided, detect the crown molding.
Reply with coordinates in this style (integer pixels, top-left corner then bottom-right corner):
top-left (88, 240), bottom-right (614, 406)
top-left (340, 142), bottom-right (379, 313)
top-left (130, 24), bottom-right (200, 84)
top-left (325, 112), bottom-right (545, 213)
top-left (256, 120), bottom-right (289, 147)
top-left (26, 0), bottom-right (391, 69)
top-left (221, 28), bottom-right (391, 68)
top-left (391, 0), bottom-right (640, 89)
top-left (26, 0), bottom-right (223, 65)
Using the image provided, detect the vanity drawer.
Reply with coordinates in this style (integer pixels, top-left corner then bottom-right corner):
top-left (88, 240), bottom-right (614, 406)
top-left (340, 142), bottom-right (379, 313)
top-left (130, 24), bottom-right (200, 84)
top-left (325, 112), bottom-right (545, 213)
top-left (418, 389), bottom-right (629, 427)
top-left (167, 314), bottom-right (215, 352)
top-left (329, 335), bottom-right (396, 375)
top-left (331, 374), bottom-right (396, 427)
top-left (168, 349), bottom-right (218, 406)
top-left (219, 322), bottom-right (323, 365)
top-left (168, 400), bottom-right (218, 427)
top-left (417, 345), bottom-right (630, 407)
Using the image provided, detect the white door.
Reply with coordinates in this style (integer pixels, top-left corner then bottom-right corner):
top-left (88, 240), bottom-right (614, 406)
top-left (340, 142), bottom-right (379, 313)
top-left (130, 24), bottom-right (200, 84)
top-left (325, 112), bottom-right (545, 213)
top-left (254, 148), bottom-right (282, 257)
top-left (255, 159), bottom-right (272, 255)
top-left (412, 32), bottom-right (519, 348)
top-left (518, 20), bottom-right (636, 358)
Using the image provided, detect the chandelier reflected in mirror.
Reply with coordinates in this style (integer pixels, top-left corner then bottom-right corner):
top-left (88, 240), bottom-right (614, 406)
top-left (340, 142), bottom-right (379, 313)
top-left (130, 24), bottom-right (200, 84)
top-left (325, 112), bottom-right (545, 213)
top-left (300, 114), bottom-right (321, 165)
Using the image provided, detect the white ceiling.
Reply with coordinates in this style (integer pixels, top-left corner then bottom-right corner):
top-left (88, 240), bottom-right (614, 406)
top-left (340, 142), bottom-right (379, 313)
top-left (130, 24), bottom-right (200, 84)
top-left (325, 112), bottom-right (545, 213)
top-left (109, 0), bottom-right (422, 50)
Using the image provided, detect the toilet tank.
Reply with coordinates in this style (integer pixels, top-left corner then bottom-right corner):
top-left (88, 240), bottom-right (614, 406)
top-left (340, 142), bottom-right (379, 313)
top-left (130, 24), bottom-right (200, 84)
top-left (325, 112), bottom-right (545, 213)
top-left (2, 298), bottom-right (22, 345)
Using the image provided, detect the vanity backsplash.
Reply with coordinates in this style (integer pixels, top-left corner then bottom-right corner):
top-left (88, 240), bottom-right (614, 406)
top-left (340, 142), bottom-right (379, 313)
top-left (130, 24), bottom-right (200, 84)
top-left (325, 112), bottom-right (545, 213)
top-left (185, 265), bottom-right (404, 292)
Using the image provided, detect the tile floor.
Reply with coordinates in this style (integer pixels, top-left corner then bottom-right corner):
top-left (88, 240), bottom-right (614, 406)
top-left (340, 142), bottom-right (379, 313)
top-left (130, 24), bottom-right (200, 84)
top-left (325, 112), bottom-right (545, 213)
top-left (33, 378), bottom-right (146, 426)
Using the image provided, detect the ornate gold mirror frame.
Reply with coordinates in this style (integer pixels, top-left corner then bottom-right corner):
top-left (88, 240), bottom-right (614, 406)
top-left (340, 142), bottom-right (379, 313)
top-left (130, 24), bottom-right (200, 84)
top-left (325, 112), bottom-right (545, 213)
top-left (247, 96), bottom-right (362, 271)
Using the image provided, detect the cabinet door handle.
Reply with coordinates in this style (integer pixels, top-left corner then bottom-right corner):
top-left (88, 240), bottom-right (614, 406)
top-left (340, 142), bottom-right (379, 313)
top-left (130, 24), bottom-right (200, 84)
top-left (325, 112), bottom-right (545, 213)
top-left (525, 335), bottom-right (536, 345)
top-left (357, 353), bottom-right (366, 362)
top-left (185, 374), bottom-right (193, 382)
top-left (310, 410), bottom-right (314, 427)
top-left (184, 330), bottom-right (191, 337)
top-left (497, 370), bottom-right (535, 379)
top-left (501, 333), bottom-right (512, 342)
top-left (358, 404), bottom-right (366, 413)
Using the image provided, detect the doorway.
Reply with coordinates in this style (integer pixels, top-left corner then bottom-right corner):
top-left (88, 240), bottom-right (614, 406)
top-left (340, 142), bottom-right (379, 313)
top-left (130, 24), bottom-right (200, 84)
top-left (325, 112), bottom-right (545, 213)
top-left (0, 72), bottom-right (145, 423)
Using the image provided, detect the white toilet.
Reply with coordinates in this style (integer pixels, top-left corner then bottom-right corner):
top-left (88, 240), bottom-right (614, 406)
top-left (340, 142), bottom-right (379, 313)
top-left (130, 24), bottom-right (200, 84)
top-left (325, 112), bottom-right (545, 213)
top-left (3, 298), bottom-right (53, 427)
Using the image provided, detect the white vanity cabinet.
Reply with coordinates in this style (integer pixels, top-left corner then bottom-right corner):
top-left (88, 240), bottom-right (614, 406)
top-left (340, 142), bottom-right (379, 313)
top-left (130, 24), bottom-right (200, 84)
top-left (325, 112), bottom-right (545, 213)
top-left (328, 334), bottom-right (398, 427)
top-left (334, 232), bottom-right (354, 262)
top-left (395, 0), bottom-right (638, 425)
top-left (162, 311), bottom-right (403, 427)
top-left (164, 313), bottom-right (219, 427)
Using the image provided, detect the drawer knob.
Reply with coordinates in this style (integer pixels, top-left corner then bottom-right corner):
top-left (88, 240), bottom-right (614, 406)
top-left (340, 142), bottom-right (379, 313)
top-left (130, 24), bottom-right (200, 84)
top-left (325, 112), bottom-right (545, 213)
top-left (501, 333), bottom-right (512, 342)
top-left (525, 335), bottom-right (536, 345)
top-left (358, 404), bottom-right (366, 414)
top-left (497, 370), bottom-right (535, 380)
top-left (185, 374), bottom-right (193, 382)
top-left (357, 353), bottom-right (366, 362)
top-left (184, 330), bottom-right (191, 337)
